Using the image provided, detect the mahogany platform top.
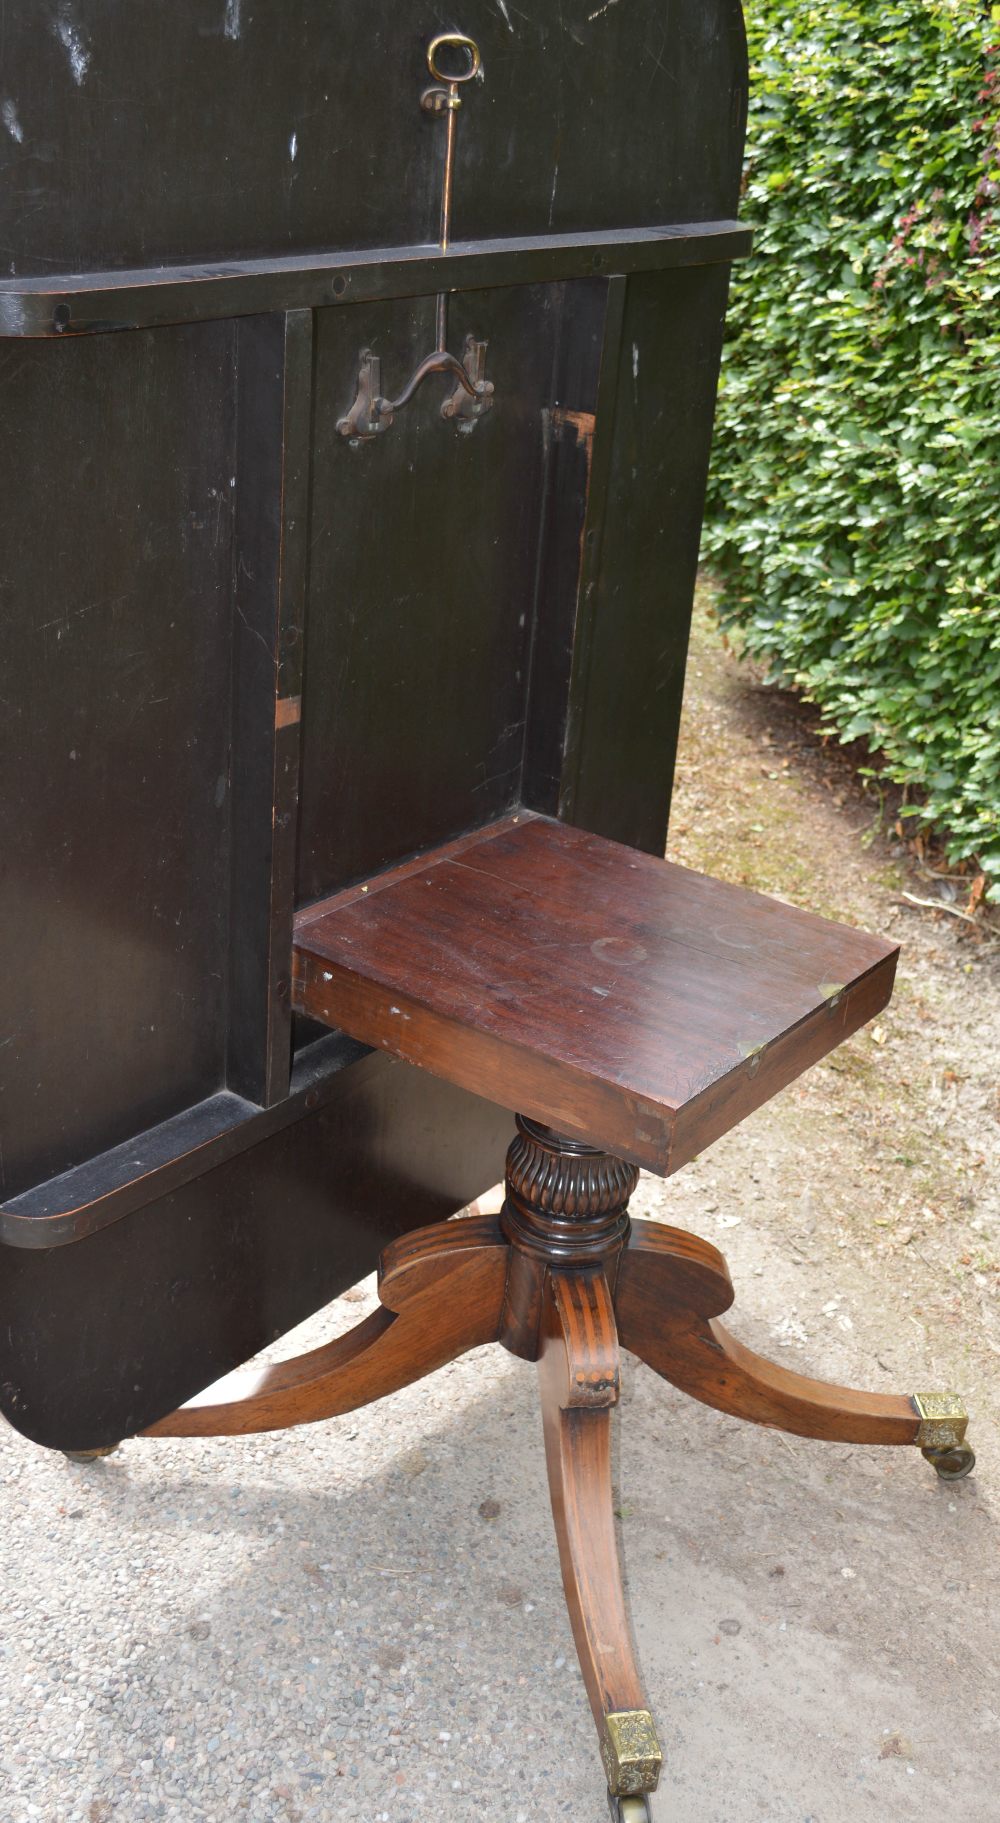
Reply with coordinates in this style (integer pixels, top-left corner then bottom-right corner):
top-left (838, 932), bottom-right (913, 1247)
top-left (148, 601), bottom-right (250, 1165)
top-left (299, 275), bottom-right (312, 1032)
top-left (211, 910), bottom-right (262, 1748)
top-left (293, 813), bottom-right (899, 1175)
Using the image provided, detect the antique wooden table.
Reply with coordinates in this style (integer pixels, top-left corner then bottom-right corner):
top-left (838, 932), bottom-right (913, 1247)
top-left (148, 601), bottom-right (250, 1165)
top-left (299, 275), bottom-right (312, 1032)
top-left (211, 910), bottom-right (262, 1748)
top-left (0, 7), bottom-right (972, 1817)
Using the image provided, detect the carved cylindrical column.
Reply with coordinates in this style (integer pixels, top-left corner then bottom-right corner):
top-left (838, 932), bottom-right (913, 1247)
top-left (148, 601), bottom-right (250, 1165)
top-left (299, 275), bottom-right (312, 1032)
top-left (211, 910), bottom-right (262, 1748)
top-left (499, 1115), bottom-right (639, 1360)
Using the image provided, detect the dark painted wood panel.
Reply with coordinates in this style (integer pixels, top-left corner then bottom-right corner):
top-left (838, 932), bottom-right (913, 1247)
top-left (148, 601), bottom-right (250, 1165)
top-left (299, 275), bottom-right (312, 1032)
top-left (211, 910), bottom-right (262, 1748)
top-left (561, 263), bottom-right (735, 853)
top-left (0, 3), bottom-right (746, 276)
top-left (294, 815), bottom-right (899, 1173)
top-left (227, 309), bottom-right (313, 1107)
top-left (0, 223), bottom-right (752, 339)
top-left (0, 1053), bottom-right (511, 1451)
top-left (0, 1035), bottom-right (364, 1249)
top-left (0, 324), bottom-right (237, 1202)
top-left (521, 277), bottom-right (609, 813)
top-left (0, 0), bottom-right (755, 1462)
top-left (296, 283), bottom-right (564, 902)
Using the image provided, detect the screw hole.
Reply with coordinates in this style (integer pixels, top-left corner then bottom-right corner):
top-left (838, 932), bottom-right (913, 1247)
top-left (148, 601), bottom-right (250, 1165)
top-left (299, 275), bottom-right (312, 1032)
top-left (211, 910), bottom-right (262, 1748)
top-left (332, 274), bottom-right (349, 299)
top-left (53, 303), bottom-right (71, 330)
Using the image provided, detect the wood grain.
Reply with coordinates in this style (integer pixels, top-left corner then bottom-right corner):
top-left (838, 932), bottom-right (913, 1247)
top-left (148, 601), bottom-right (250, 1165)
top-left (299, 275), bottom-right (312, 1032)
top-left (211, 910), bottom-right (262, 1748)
top-left (617, 1223), bottom-right (920, 1444)
top-left (617, 1217), bottom-right (735, 1319)
top-left (294, 814), bottom-right (899, 1174)
top-left (144, 1214), bottom-right (508, 1438)
top-left (538, 1269), bottom-right (651, 1735)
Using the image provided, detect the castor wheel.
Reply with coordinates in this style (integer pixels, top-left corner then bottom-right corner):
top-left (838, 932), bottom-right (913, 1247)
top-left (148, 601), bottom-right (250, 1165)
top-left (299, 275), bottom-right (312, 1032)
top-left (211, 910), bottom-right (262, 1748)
top-left (62, 1445), bottom-right (120, 1463)
top-left (923, 1443), bottom-right (976, 1482)
top-left (608, 1796), bottom-right (653, 1823)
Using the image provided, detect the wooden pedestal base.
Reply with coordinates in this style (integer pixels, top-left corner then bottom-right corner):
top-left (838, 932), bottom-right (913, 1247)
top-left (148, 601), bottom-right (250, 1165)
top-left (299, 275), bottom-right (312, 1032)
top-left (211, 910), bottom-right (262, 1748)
top-left (145, 1117), bottom-right (973, 1814)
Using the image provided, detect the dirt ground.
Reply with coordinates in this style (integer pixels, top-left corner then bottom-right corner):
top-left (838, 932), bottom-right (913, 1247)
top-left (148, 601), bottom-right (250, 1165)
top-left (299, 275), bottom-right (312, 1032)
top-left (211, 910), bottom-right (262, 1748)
top-left (2, 598), bottom-right (998, 1823)
top-left (619, 593), bottom-right (1000, 1820)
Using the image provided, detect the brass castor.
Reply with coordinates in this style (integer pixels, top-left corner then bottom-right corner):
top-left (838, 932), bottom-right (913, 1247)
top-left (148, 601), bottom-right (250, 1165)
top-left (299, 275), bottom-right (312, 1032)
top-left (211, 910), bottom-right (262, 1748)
top-left (923, 1443), bottom-right (976, 1482)
top-left (913, 1393), bottom-right (972, 1482)
top-left (608, 1798), bottom-right (653, 1823)
top-left (62, 1445), bottom-right (120, 1463)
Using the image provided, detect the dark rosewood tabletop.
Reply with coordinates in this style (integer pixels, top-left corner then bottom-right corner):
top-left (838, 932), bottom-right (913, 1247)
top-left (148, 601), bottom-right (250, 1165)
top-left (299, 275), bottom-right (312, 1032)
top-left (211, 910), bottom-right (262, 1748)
top-left (294, 813), bottom-right (898, 1173)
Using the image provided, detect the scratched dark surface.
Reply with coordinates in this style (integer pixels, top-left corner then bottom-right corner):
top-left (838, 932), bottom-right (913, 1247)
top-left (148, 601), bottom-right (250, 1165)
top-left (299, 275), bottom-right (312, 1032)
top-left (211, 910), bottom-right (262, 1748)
top-left (0, 1052), bottom-right (511, 1450)
top-left (297, 281), bottom-right (564, 901)
top-left (0, 324), bottom-right (237, 1203)
top-left (0, 0), bottom-right (750, 1442)
top-left (0, 0), bottom-right (746, 276)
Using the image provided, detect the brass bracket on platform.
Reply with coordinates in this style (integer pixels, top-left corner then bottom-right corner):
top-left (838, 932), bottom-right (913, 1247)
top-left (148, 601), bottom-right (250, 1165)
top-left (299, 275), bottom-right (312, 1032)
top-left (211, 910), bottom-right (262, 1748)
top-left (601, 1710), bottom-right (663, 1798)
top-left (338, 33), bottom-right (495, 445)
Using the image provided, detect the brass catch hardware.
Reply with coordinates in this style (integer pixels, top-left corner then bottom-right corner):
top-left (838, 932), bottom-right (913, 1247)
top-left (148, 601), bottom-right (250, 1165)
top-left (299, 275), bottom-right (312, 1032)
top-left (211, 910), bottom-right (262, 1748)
top-left (422, 30), bottom-right (482, 120)
top-left (336, 350), bottom-right (389, 442)
top-left (441, 334), bottom-right (494, 430)
top-left (339, 33), bottom-right (495, 445)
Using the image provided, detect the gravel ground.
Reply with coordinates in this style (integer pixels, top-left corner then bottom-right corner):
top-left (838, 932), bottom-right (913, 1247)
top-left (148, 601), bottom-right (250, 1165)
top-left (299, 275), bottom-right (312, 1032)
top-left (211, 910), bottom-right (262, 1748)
top-left (2, 601), bottom-right (998, 1823)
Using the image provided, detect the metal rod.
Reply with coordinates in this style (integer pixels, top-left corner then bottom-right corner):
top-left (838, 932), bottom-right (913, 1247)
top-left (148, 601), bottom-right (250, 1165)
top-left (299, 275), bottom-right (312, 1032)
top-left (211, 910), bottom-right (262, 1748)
top-left (340, 33), bottom-right (484, 431)
top-left (381, 348), bottom-right (475, 414)
top-left (440, 96), bottom-right (457, 251)
top-left (435, 85), bottom-right (459, 353)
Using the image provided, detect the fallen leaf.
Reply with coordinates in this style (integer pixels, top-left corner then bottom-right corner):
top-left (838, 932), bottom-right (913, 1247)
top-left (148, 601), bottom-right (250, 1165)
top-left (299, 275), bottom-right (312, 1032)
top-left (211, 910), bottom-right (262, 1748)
top-left (966, 874), bottom-right (986, 916)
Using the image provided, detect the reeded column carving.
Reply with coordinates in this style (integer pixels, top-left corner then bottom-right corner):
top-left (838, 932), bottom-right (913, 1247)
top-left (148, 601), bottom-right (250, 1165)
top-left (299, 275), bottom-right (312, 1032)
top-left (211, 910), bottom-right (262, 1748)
top-left (499, 1116), bottom-right (639, 1359)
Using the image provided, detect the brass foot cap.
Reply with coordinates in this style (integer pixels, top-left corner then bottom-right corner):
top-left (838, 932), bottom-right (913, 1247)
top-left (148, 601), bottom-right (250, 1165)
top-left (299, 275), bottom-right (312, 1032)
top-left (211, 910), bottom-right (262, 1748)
top-left (912, 1392), bottom-right (968, 1451)
top-left (602, 1711), bottom-right (662, 1797)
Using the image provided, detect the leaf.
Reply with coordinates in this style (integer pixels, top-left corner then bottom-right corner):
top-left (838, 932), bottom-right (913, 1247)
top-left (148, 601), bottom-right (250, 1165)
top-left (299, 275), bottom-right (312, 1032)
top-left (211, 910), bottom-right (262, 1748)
top-left (704, 0), bottom-right (1000, 896)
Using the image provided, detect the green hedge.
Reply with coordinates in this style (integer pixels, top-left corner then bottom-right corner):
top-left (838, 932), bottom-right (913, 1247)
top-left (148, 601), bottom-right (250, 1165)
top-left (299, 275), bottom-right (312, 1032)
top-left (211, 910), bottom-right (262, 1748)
top-left (704, 0), bottom-right (1000, 886)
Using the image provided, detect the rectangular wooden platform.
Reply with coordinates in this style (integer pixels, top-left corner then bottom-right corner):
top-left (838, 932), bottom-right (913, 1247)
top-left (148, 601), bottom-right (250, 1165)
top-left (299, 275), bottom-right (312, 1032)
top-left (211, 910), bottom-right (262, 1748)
top-left (293, 814), bottom-right (898, 1174)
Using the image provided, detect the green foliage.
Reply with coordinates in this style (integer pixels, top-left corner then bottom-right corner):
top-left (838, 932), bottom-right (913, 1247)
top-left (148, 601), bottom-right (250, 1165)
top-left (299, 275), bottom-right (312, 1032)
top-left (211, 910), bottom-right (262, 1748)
top-left (705, 0), bottom-right (1000, 888)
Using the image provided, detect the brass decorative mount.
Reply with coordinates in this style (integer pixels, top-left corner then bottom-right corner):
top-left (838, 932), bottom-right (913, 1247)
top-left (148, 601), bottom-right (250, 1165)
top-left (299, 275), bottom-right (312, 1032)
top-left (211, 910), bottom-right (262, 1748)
top-left (912, 1391), bottom-right (969, 1451)
top-left (601, 1709), bottom-right (663, 1797)
top-left (336, 350), bottom-right (389, 443)
top-left (337, 336), bottom-right (494, 445)
top-left (338, 34), bottom-right (495, 445)
top-left (912, 1391), bottom-right (976, 1480)
top-left (441, 334), bottom-right (495, 432)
